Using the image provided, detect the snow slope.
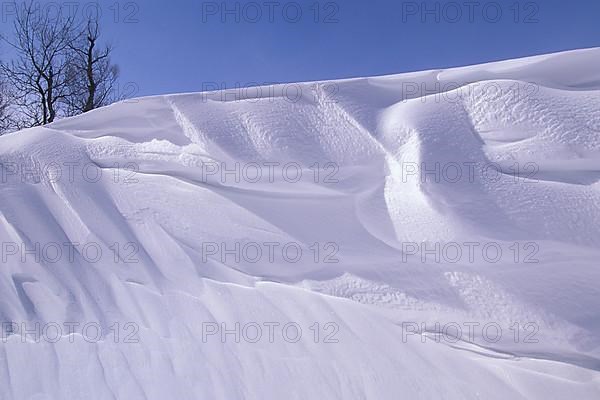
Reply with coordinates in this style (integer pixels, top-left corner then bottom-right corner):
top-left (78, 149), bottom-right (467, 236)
top-left (1, 47), bottom-right (600, 399)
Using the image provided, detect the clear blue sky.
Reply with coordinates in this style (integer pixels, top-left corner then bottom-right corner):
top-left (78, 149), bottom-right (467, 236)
top-left (2, 0), bottom-right (600, 97)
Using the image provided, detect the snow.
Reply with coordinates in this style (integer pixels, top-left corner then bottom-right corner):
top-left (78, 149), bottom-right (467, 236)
top-left (1, 47), bottom-right (600, 399)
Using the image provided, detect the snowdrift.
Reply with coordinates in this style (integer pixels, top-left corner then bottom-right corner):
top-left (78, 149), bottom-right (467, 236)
top-left (1, 48), bottom-right (600, 399)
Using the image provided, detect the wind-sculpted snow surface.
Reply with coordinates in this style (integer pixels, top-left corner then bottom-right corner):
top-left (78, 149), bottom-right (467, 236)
top-left (1, 48), bottom-right (600, 399)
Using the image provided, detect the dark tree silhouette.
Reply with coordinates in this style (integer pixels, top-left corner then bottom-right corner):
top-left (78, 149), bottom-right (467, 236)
top-left (65, 15), bottom-right (119, 115)
top-left (0, 2), bottom-right (121, 132)
top-left (0, 1), bottom-right (76, 127)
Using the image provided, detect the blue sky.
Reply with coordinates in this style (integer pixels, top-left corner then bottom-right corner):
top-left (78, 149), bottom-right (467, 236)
top-left (2, 0), bottom-right (600, 97)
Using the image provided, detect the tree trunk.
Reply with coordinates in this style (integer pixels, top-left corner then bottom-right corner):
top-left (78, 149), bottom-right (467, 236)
top-left (83, 36), bottom-right (97, 112)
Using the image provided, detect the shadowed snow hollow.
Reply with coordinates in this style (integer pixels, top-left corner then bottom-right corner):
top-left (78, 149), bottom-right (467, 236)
top-left (1, 48), bottom-right (600, 399)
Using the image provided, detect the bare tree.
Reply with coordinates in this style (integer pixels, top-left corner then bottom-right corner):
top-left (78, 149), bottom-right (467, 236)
top-left (65, 15), bottom-right (119, 115)
top-left (0, 1), bottom-right (76, 127)
top-left (0, 79), bottom-right (12, 134)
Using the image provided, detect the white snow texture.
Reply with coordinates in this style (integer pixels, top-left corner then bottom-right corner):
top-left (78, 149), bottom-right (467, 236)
top-left (1, 48), bottom-right (600, 399)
